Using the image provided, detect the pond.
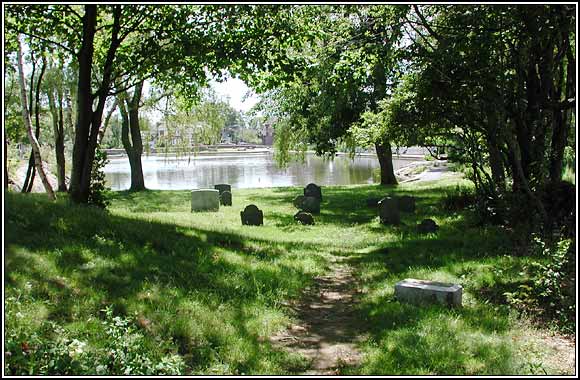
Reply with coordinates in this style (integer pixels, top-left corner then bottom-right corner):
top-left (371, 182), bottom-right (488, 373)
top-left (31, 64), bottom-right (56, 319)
top-left (103, 151), bottom-right (418, 191)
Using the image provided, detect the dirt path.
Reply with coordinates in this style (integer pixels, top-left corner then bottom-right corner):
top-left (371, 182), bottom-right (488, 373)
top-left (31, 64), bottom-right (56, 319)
top-left (270, 255), bottom-right (365, 375)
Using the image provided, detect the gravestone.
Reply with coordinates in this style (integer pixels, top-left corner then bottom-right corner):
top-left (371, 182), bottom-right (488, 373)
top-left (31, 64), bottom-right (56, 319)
top-left (191, 189), bottom-right (220, 212)
top-left (304, 183), bottom-right (322, 201)
top-left (220, 190), bottom-right (232, 206)
top-left (397, 195), bottom-right (416, 213)
top-left (378, 197), bottom-right (400, 225)
top-left (293, 195), bottom-right (306, 209)
top-left (294, 211), bottom-right (315, 225)
top-left (214, 184), bottom-right (231, 194)
top-left (301, 196), bottom-right (321, 214)
top-left (366, 197), bottom-right (383, 207)
top-left (240, 204), bottom-right (263, 226)
top-left (417, 218), bottom-right (438, 233)
top-left (395, 278), bottom-right (462, 307)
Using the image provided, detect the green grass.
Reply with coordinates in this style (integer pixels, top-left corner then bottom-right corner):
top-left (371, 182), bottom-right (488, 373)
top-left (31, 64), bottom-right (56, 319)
top-left (4, 176), bottom-right (574, 375)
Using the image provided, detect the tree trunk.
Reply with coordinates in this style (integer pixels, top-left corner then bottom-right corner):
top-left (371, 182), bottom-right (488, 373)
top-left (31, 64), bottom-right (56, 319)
top-left (375, 141), bottom-right (398, 185)
top-left (485, 109), bottom-right (506, 193)
top-left (69, 5), bottom-right (97, 203)
top-left (549, 31), bottom-right (575, 183)
top-left (16, 35), bottom-right (55, 200)
top-left (98, 98), bottom-right (118, 145)
top-left (70, 5), bottom-right (121, 204)
top-left (48, 85), bottom-right (68, 192)
top-left (118, 82), bottom-right (146, 191)
top-left (21, 56), bottom-right (36, 193)
top-left (4, 134), bottom-right (8, 189)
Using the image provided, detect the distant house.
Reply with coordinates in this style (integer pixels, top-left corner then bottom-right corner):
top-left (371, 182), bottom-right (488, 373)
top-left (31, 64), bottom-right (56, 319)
top-left (149, 122), bottom-right (197, 147)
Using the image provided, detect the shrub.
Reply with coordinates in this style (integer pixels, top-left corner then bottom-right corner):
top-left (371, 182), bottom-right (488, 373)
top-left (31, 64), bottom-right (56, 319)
top-left (88, 148), bottom-right (112, 209)
top-left (503, 236), bottom-right (575, 334)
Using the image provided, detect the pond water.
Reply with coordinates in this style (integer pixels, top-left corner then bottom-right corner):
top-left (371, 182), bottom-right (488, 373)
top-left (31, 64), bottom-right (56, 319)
top-left (103, 152), bottom-right (416, 191)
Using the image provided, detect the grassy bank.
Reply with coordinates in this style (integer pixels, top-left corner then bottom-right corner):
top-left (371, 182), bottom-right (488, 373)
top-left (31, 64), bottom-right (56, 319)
top-left (4, 177), bottom-right (574, 375)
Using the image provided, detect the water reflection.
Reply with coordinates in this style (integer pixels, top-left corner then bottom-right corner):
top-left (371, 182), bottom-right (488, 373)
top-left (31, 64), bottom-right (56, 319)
top-left (103, 152), bottom-right (412, 191)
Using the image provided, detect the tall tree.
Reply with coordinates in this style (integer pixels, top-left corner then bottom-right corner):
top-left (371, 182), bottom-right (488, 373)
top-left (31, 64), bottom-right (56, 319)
top-left (45, 58), bottom-right (69, 192)
top-left (117, 81), bottom-right (146, 191)
top-left (16, 35), bottom-right (55, 200)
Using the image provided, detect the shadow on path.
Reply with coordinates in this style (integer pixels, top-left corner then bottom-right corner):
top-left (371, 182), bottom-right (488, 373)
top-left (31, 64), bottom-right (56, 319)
top-left (269, 254), bottom-right (366, 375)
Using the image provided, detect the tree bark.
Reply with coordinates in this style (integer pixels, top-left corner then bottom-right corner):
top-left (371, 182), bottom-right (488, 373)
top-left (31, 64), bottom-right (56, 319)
top-left (47, 84), bottom-right (68, 192)
top-left (98, 98), bottom-right (118, 145)
top-left (371, 60), bottom-right (397, 186)
top-left (16, 35), bottom-right (55, 200)
top-left (118, 81), bottom-right (146, 191)
top-left (375, 141), bottom-right (398, 185)
top-left (21, 55), bottom-right (36, 193)
top-left (70, 5), bottom-right (122, 204)
top-left (549, 29), bottom-right (575, 183)
top-left (4, 134), bottom-right (8, 189)
top-left (69, 5), bottom-right (97, 203)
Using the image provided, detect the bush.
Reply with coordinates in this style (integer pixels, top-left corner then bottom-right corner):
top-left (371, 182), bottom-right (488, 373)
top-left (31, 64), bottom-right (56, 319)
top-left (4, 302), bottom-right (185, 375)
top-left (503, 236), bottom-right (575, 334)
top-left (88, 148), bottom-right (112, 209)
top-left (441, 185), bottom-right (476, 212)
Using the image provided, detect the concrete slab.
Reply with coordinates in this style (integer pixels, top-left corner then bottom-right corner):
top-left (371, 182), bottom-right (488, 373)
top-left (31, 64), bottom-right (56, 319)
top-left (395, 278), bottom-right (462, 307)
top-left (191, 189), bottom-right (220, 212)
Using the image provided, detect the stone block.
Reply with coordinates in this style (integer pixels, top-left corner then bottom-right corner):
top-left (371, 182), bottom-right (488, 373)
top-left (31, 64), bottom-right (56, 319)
top-left (395, 278), bottom-right (462, 307)
top-left (293, 195), bottom-right (306, 209)
top-left (220, 190), bottom-right (232, 206)
top-left (294, 211), bottom-right (315, 225)
top-left (304, 183), bottom-right (322, 201)
top-left (417, 218), bottom-right (438, 233)
top-left (301, 196), bottom-right (321, 214)
top-left (241, 204), bottom-right (263, 226)
top-left (214, 184), bottom-right (232, 194)
top-left (191, 189), bottom-right (220, 212)
top-left (378, 197), bottom-right (400, 225)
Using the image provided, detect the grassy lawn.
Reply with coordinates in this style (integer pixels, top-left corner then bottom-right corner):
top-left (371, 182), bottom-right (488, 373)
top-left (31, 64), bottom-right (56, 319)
top-left (4, 177), bottom-right (574, 375)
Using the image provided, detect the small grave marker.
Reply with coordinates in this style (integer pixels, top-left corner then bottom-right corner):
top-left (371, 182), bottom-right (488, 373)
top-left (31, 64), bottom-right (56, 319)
top-left (395, 278), bottom-right (462, 307)
top-left (294, 211), bottom-right (315, 225)
top-left (301, 196), bottom-right (321, 214)
top-left (220, 190), bottom-right (232, 206)
top-left (417, 218), bottom-right (438, 233)
top-left (241, 204), bottom-right (263, 226)
top-left (304, 183), bottom-right (322, 201)
top-left (293, 195), bottom-right (306, 209)
top-left (378, 197), bottom-right (400, 225)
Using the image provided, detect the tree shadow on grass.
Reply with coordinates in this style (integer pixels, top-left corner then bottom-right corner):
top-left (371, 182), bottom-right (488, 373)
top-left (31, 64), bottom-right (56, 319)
top-left (243, 184), bottom-right (467, 229)
top-left (4, 192), bottom-right (333, 374)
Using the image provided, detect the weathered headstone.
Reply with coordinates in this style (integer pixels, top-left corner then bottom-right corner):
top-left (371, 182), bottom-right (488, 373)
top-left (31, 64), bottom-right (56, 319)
top-left (294, 211), bottom-right (315, 225)
top-left (395, 278), bottom-right (462, 307)
top-left (301, 196), bottom-right (321, 214)
top-left (417, 218), bottom-right (438, 233)
top-left (304, 183), bottom-right (322, 201)
top-left (240, 204), bottom-right (263, 226)
top-left (191, 189), bottom-right (220, 212)
top-left (378, 197), bottom-right (400, 225)
top-left (220, 190), bottom-right (232, 206)
top-left (214, 184), bottom-right (231, 194)
top-left (293, 195), bottom-right (306, 209)
top-left (397, 195), bottom-right (416, 213)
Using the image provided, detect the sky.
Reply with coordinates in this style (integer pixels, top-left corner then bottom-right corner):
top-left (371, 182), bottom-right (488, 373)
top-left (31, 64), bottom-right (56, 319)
top-left (210, 76), bottom-right (260, 113)
top-left (145, 75), bottom-right (261, 124)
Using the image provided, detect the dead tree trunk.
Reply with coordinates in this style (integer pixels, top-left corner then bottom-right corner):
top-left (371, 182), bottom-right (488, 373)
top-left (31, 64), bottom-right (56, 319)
top-left (16, 35), bottom-right (55, 200)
